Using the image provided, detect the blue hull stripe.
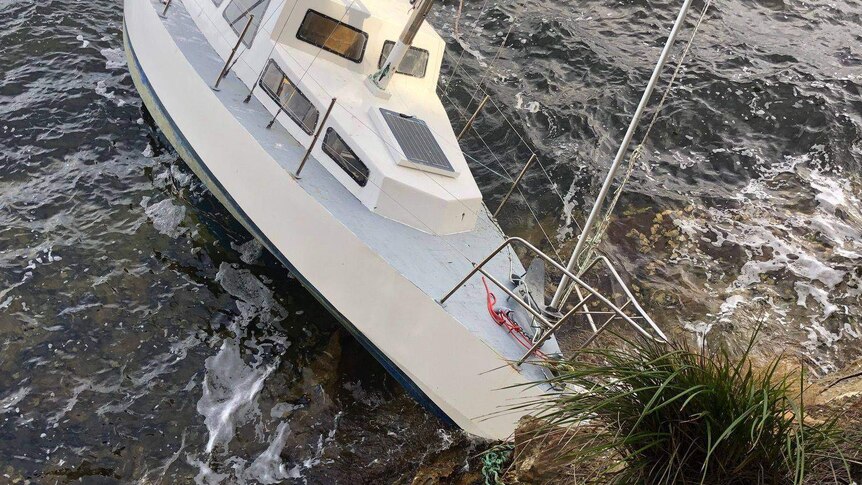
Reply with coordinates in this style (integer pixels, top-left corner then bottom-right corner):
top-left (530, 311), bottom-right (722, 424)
top-left (124, 24), bottom-right (456, 428)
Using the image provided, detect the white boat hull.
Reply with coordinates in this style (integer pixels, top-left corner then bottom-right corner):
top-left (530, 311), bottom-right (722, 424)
top-left (124, 0), bottom-right (552, 440)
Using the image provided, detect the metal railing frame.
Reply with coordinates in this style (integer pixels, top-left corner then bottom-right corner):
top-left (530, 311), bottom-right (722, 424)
top-left (439, 237), bottom-right (666, 364)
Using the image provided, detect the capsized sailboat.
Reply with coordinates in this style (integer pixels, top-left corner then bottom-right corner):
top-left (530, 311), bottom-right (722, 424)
top-left (123, 0), bottom-right (676, 439)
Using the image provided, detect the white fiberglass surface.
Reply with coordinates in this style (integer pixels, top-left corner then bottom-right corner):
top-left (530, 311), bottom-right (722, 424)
top-left (150, 0), bottom-right (561, 376)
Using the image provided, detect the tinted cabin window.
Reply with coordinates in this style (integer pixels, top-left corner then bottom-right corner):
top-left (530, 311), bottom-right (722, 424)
top-left (296, 10), bottom-right (368, 63)
top-left (378, 41), bottom-right (429, 78)
top-left (223, 0), bottom-right (271, 47)
top-left (260, 60), bottom-right (319, 134)
top-left (322, 128), bottom-right (369, 186)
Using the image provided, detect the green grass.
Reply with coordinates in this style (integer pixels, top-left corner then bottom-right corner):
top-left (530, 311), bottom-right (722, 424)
top-left (511, 330), bottom-right (854, 484)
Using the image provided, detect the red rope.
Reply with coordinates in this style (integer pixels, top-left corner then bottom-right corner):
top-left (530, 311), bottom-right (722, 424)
top-left (481, 277), bottom-right (547, 360)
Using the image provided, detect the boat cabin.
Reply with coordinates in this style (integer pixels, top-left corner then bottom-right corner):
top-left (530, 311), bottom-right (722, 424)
top-left (189, 0), bottom-right (483, 235)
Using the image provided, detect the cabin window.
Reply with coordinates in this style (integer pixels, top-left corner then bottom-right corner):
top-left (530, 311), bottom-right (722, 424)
top-left (259, 60), bottom-right (319, 135)
top-left (223, 0), bottom-right (271, 48)
top-left (296, 10), bottom-right (368, 63)
top-left (378, 41), bottom-right (429, 78)
top-left (322, 128), bottom-right (369, 186)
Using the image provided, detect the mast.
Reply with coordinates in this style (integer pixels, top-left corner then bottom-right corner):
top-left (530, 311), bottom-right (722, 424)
top-left (549, 0), bottom-right (696, 309)
top-left (367, 0), bottom-right (435, 93)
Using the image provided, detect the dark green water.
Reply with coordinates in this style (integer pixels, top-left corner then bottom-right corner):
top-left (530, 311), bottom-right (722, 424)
top-left (1, 0), bottom-right (860, 482)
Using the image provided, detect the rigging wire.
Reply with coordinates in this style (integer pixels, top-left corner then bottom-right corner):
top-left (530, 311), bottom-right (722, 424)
top-left (443, 0), bottom-right (493, 94)
top-left (437, 74), bottom-right (575, 256)
top-left (573, 0), bottom-right (714, 274)
top-left (438, 89), bottom-right (564, 261)
top-left (454, 0), bottom-right (464, 39)
top-left (439, 50), bottom-right (576, 231)
top-left (464, 9), bottom-right (518, 114)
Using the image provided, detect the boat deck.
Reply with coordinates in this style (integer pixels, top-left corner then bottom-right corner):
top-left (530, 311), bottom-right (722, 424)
top-left (151, 0), bottom-right (560, 381)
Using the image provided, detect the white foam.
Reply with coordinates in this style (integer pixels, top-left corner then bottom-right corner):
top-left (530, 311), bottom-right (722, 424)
top-left (100, 47), bottom-right (126, 69)
top-left (515, 92), bottom-right (541, 113)
top-left (0, 386), bottom-right (30, 413)
top-left (795, 282), bottom-right (838, 318)
top-left (683, 321), bottom-right (713, 348)
top-left (187, 454), bottom-right (229, 485)
top-left (557, 180), bottom-right (579, 243)
top-left (95, 79), bottom-right (126, 107)
top-left (197, 340), bottom-right (274, 454)
top-left (242, 422), bottom-right (292, 484)
top-left (95, 80), bottom-right (114, 100)
top-left (171, 164), bottom-right (194, 188)
top-left (719, 294), bottom-right (745, 315)
top-left (669, 148), bottom-right (861, 367)
top-left (145, 198), bottom-right (187, 238)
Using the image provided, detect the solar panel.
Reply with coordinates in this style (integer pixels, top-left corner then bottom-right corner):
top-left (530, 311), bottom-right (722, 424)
top-left (380, 109), bottom-right (455, 176)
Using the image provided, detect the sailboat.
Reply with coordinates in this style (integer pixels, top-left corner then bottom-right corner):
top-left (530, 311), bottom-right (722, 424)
top-left (123, 0), bottom-right (682, 439)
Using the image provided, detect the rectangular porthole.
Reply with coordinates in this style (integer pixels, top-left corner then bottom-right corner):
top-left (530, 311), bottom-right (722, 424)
top-left (296, 10), bottom-right (368, 63)
top-left (378, 41), bottom-right (429, 78)
top-left (322, 128), bottom-right (369, 187)
top-left (223, 0), bottom-right (271, 48)
top-left (259, 60), bottom-right (319, 135)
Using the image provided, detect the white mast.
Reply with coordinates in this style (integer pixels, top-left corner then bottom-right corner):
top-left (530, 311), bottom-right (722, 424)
top-left (550, 0), bottom-right (696, 309)
top-left (367, 0), bottom-right (435, 94)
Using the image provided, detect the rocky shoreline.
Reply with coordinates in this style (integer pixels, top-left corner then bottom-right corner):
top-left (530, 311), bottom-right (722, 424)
top-left (406, 358), bottom-right (862, 484)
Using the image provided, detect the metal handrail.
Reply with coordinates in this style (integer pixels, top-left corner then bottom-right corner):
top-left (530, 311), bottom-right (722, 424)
top-left (439, 237), bottom-right (666, 364)
top-left (493, 154), bottom-right (536, 218)
top-left (293, 97), bottom-right (337, 179)
top-left (160, 0), bottom-right (173, 17)
top-left (587, 254), bottom-right (667, 341)
top-left (213, 15), bottom-right (255, 90)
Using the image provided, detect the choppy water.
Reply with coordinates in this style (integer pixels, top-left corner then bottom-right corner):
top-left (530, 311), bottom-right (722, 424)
top-left (0, 0), bottom-right (860, 482)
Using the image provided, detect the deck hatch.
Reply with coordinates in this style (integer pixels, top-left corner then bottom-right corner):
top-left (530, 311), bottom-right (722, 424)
top-left (380, 109), bottom-right (454, 176)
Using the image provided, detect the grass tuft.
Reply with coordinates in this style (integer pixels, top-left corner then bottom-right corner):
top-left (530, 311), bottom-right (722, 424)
top-left (511, 329), bottom-right (855, 484)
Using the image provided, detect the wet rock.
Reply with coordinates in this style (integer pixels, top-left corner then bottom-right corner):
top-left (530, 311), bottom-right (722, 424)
top-left (813, 358), bottom-right (862, 405)
top-left (807, 360), bottom-right (862, 482)
top-left (410, 443), bottom-right (483, 485)
top-left (504, 416), bottom-right (576, 484)
top-left (46, 460), bottom-right (120, 480)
